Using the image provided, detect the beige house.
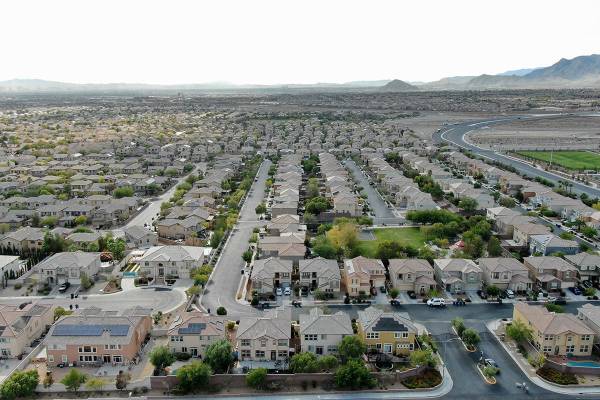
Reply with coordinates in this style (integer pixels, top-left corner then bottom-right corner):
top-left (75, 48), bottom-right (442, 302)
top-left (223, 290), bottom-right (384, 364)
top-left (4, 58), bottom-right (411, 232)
top-left (250, 257), bottom-right (293, 294)
top-left (299, 308), bottom-right (353, 355)
top-left (357, 306), bottom-right (417, 356)
top-left (0, 303), bottom-right (53, 358)
top-left (344, 256), bottom-right (386, 297)
top-left (236, 310), bottom-right (291, 362)
top-left (564, 253), bottom-right (600, 285)
top-left (434, 258), bottom-right (482, 293)
top-left (168, 312), bottom-right (226, 358)
top-left (478, 257), bottom-right (532, 291)
top-left (156, 216), bottom-right (204, 240)
top-left (514, 302), bottom-right (594, 356)
top-left (298, 257), bottom-right (341, 293)
top-left (523, 256), bottom-right (579, 291)
top-left (513, 223), bottom-right (551, 245)
top-left (0, 226), bottom-right (45, 253)
top-left (388, 259), bottom-right (436, 294)
top-left (136, 245), bottom-right (205, 281)
top-left (37, 251), bottom-right (101, 286)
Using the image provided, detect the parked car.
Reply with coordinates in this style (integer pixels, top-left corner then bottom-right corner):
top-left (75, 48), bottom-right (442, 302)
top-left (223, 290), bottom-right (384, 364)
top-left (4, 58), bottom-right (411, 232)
top-left (477, 290), bottom-right (488, 300)
top-left (505, 289), bottom-right (515, 299)
top-left (546, 295), bottom-right (558, 302)
top-left (554, 297), bottom-right (567, 305)
top-left (301, 286), bottom-right (309, 297)
top-left (275, 287), bottom-right (283, 296)
top-left (58, 282), bottom-right (71, 293)
top-left (427, 298), bottom-right (446, 307)
top-left (483, 358), bottom-right (500, 373)
top-left (283, 287), bottom-right (291, 296)
top-left (379, 285), bottom-right (387, 294)
top-left (390, 299), bottom-right (401, 306)
top-left (569, 286), bottom-right (582, 295)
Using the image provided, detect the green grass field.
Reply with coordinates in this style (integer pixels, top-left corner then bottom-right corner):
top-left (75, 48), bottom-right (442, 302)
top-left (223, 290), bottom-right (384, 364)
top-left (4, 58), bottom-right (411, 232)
top-left (356, 227), bottom-right (426, 258)
top-left (516, 150), bottom-right (600, 171)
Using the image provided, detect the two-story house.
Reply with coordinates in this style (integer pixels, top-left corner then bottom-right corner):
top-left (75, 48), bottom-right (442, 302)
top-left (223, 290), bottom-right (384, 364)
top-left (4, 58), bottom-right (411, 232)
top-left (298, 257), bottom-right (341, 294)
top-left (357, 306), bottom-right (417, 356)
top-left (236, 310), bottom-right (291, 363)
top-left (433, 258), bottom-right (482, 294)
top-left (168, 312), bottom-right (226, 359)
top-left (478, 257), bottom-right (532, 292)
top-left (523, 256), bottom-right (579, 291)
top-left (344, 256), bottom-right (386, 297)
top-left (250, 257), bottom-right (293, 295)
top-left (299, 308), bottom-right (353, 356)
top-left (388, 259), bottom-right (436, 295)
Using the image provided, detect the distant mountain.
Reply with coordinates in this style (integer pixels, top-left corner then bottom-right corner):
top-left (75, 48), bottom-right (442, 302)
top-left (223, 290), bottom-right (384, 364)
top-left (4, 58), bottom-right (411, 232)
top-left (420, 76), bottom-right (476, 90)
top-left (525, 54), bottom-right (600, 80)
top-left (497, 68), bottom-right (539, 76)
top-left (379, 79), bottom-right (419, 92)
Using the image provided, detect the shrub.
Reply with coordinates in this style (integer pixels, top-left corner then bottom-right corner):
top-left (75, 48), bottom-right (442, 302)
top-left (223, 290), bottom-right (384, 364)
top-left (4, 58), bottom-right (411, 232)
top-left (334, 359), bottom-right (376, 390)
top-left (537, 367), bottom-right (578, 385)
top-left (176, 361), bottom-right (211, 394)
top-left (401, 369), bottom-right (442, 389)
top-left (451, 317), bottom-right (465, 337)
top-left (461, 328), bottom-right (480, 350)
top-left (409, 349), bottom-right (438, 368)
top-left (216, 306), bottom-right (227, 315)
top-left (0, 370), bottom-right (39, 400)
top-left (246, 368), bottom-right (267, 389)
top-left (174, 352), bottom-right (192, 361)
top-left (318, 355), bottom-right (339, 371)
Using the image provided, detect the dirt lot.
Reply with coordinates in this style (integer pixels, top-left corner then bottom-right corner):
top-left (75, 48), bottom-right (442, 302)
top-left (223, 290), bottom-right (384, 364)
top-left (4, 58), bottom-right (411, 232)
top-left (401, 112), bottom-right (500, 139)
top-left (468, 115), bottom-right (600, 150)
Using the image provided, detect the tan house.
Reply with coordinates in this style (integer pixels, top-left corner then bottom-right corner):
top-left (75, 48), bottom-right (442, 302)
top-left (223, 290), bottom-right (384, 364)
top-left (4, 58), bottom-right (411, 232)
top-left (298, 257), bottom-right (341, 293)
top-left (344, 256), bottom-right (386, 297)
top-left (514, 302), bottom-right (594, 356)
top-left (357, 306), bottom-right (417, 356)
top-left (0, 303), bottom-right (53, 358)
top-left (434, 258), bottom-right (482, 293)
top-left (523, 256), bottom-right (579, 291)
top-left (478, 257), bottom-right (532, 291)
top-left (136, 245), bottom-right (205, 281)
top-left (37, 251), bottom-right (101, 286)
top-left (45, 313), bottom-right (152, 366)
top-left (565, 253), bottom-right (600, 285)
top-left (299, 308), bottom-right (353, 355)
top-left (168, 312), bottom-right (226, 359)
top-left (236, 310), bottom-right (291, 362)
top-left (250, 257), bottom-right (293, 294)
top-left (513, 223), bottom-right (551, 246)
top-left (388, 259), bottom-right (436, 294)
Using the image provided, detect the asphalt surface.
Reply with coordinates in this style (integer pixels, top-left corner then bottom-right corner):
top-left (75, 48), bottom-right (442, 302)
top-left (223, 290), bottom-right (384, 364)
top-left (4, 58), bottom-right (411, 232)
top-left (433, 113), bottom-right (600, 198)
top-left (200, 160), bottom-right (271, 317)
top-left (344, 159), bottom-right (405, 225)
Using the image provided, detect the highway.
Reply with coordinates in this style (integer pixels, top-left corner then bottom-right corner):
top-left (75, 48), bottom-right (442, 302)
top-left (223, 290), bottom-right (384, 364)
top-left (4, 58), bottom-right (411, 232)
top-left (433, 113), bottom-right (600, 198)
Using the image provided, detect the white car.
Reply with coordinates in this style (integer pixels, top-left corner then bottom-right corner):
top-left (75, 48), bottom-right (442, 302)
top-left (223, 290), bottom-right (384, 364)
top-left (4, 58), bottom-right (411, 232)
top-left (276, 287), bottom-right (283, 296)
top-left (427, 298), bottom-right (446, 307)
top-left (283, 287), bottom-right (291, 296)
top-left (505, 289), bottom-right (515, 299)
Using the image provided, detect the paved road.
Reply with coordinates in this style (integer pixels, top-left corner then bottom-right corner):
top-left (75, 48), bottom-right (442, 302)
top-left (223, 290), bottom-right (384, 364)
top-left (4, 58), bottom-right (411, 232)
top-left (200, 160), bottom-right (271, 317)
top-left (433, 113), bottom-right (600, 198)
top-left (125, 167), bottom-right (198, 229)
top-left (344, 159), bottom-right (405, 225)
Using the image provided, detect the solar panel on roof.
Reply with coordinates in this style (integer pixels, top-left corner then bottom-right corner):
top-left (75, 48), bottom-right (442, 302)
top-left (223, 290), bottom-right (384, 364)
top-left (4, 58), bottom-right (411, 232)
top-left (179, 323), bottom-right (206, 335)
top-left (52, 324), bottom-right (130, 336)
top-left (371, 317), bottom-right (407, 332)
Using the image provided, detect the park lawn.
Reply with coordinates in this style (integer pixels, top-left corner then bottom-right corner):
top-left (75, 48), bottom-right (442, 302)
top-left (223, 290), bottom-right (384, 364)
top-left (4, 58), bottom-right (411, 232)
top-left (516, 150), bottom-right (600, 171)
top-left (356, 227), bottom-right (426, 258)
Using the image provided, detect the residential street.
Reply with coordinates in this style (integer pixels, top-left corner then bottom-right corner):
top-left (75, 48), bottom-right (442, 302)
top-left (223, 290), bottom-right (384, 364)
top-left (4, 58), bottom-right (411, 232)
top-left (200, 160), bottom-right (271, 317)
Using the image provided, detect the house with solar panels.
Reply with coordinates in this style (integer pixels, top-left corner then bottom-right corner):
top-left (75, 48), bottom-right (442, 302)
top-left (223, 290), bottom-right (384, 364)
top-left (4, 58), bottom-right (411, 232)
top-left (167, 311), bottom-right (227, 358)
top-left (357, 306), bottom-right (417, 356)
top-left (45, 313), bottom-right (152, 366)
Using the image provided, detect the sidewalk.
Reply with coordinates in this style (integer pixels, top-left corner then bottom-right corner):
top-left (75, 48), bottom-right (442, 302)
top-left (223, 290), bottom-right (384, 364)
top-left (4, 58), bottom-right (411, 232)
top-left (486, 319), bottom-right (600, 395)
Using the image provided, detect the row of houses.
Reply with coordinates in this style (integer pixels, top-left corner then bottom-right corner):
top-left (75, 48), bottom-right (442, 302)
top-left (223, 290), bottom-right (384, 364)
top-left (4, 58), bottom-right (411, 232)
top-left (319, 153), bottom-right (362, 217)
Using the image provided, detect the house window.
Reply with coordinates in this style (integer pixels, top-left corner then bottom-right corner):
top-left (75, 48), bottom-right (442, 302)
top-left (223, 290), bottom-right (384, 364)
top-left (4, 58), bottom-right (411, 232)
top-left (304, 334), bottom-right (318, 341)
top-left (582, 335), bottom-right (591, 341)
top-left (113, 355), bottom-right (123, 363)
top-left (241, 350), bottom-right (251, 359)
top-left (278, 350), bottom-right (288, 358)
top-left (543, 346), bottom-right (552, 352)
top-left (316, 346), bottom-right (323, 355)
top-left (394, 332), bottom-right (409, 339)
top-left (241, 339), bottom-right (251, 346)
top-left (255, 350), bottom-right (265, 358)
top-left (278, 339), bottom-right (288, 347)
top-left (260, 339), bottom-right (267, 347)
top-left (566, 345), bottom-right (575, 353)
top-left (544, 335), bottom-right (553, 341)
top-left (580, 345), bottom-right (590, 353)
top-left (366, 332), bottom-right (379, 339)
top-left (567, 335), bottom-right (573, 342)
top-left (327, 345), bottom-right (338, 353)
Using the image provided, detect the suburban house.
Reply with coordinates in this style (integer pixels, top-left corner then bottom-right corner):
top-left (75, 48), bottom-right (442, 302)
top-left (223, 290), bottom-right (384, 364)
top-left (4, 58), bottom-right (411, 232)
top-left (344, 256), bottom-right (386, 297)
top-left (298, 257), bottom-right (341, 293)
top-left (156, 216), bottom-right (205, 240)
top-left (250, 257), bottom-right (293, 294)
top-left (0, 226), bottom-right (45, 253)
top-left (265, 214), bottom-right (301, 236)
top-left (513, 223), bottom-right (552, 246)
top-left (45, 312), bottom-right (152, 366)
top-left (433, 258), bottom-right (482, 293)
top-left (236, 310), bottom-right (291, 363)
top-left (388, 259), bottom-right (436, 294)
top-left (37, 251), bottom-right (101, 286)
top-left (513, 302), bottom-right (594, 356)
top-left (577, 304), bottom-right (600, 343)
top-left (565, 253), bottom-right (600, 285)
top-left (0, 303), bottom-right (53, 358)
top-left (357, 306), bottom-right (417, 356)
top-left (0, 255), bottom-right (24, 283)
top-left (299, 308), bottom-right (353, 355)
top-left (478, 257), bottom-right (532, 291)
top-left (167, 312), bottom-right (226, 359)
top-left (523, 256), bottom-right (579, 291)
top-left (122, 225), bottom-right (158, 249)
top-left (529, 234), bottom-right (579, 256)
top-left (136, 245), bottom-right (205, 280)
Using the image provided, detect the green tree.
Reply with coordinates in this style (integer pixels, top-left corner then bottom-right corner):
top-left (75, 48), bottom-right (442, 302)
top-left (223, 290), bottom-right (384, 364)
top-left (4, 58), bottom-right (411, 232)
top-left (306, 196), bottom-right (330, 215)
top-left (106, 237), bottom-right (126, 260)
top-left (85, 377), bottom-right (106, 392)
top-left (255, 203), bottom-right (266, 214)
top-left (290, 352), bottom-right (320, 373)
top-left (389, 288), bottom-right (400, 299)
top-left (506, 319), bottom-right (533, 343)
top-left (487, 236), bottom-right (503, 257)
top-left (0, 370), bottom-right (39, 400)
top-left (338, 335), bottom-right (366, 362)
top-left (204, 339), bottom-right (233, 374)
top-left (312, 236), bottom-right (337, 259)
top-left (334, 359), bottom-right (376, 390)
top-left (458, 197), bottom-right (478, 212)
top-left (306, 177), bottom-right (320, 199)
top-left (461, 328), bottom-right (481, 350)
top-left (176, 361), bottom-right (211, 394)
top-left (409, 349), bottom-right (438, 368)
top-left (318, 355), bottom-right (339, 371)
top-left (150, 345), bottom-right (176, 374)
top-left (583, 226), bottom-right (598, 239)
top-left (61, 369), bottom-right (87, 392)
top-left (113, 186), bottom-right (134, 198)
top-left (80, 272), bottom-right (93, 290)
top-left (486, 285), bottom-right (501, 299)
top-left (53, 306), bottom-right (73, 321)
top-left (451, 317), bottom-right (466, 337)
top-left (499, 197), bottom-right (516, 208)
top-left (74, 215), bottom-right (88, 226)
top-left (246, 367), bottom-right (267, 389)
top-left (115, 370), bottom-right (131, 390)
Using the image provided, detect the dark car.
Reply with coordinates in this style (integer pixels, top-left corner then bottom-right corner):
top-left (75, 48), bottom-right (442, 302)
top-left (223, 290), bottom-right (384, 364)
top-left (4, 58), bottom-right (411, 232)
top-left (390, 299), bottom-right (401, 307)
top-left (569, 286), bottom-right (582, 295)
top-left (300, 286), bottom-right (309, 297)
top-left (554, 297), bottom-right (567, 305)
top-left (484, 358), bottom-right (500, 373)
top-left (379, 286), bottom-right (387, 294)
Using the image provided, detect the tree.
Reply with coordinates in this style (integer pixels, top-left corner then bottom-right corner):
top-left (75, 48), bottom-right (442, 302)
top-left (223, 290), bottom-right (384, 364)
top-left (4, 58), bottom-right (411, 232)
top-left (334, 359), bottom-right (376, 390)
top-left (85, 377), bottom-right (106, 392)
top-left (389, 288), bottom-right (400, 299)
top-left (506, 319), bottom-right (533, 343)
top-left (306, 177), bottom-right (320, 199)
top-left (583, 226), bottom-right (598, 239)
top-left (326, 221), bottom-right (358, 256)
top-left (483, 365), bottom-right (499, 379)
top-left (0, 370), bottom-right (39, 400)
top-left (242, 250), bottom-right (253, 263)
top-left (113, 186), bottom-right (134, 198)
top-left (487, 236), bottom-right (503, 257)
top-left (409, 349), bottom-right (438, 368)
top-left (255, 203), bottom-right (266, 214)
top-left (74, 215), bottom-right (88, 226)
top-left (462, 231), bottom-right (485, 259)
top-left (451, 317), bottom-right (466, 337)
top-left (290, 352), bottom-right (320, 373)
top-left (53, 306), bottom-right (73, 321)
top-left (106, 237), bottom-right (126, 260)
top-left (204, 339), bottom-right (233, 374)
top-left (246, 367), bottom-right (267, 389)
top-left (459, 197), bottom-right (478, 212)
top-left (528, 353), bottom-right (546, 369)
top-left (305, 196), bottom-right (330, 215)
top-left (486, 285), bottom-right (501, 299)
top-left (176, 361), bottom-right (211, 394)
top-left (115, 370), bottom-right (131, 390)
top-left (80, 272), bottom-right (93, 290)
top-left (461, 328), bottom-right (481, 350)
top-left (499, 196), bottom-right (516, 208)
top-left (312, 236), bottom-right (337, 259)
top-left (61, 369), bottom-right (87, 392)
top-left (338, 335), bottom-right (366, 362)
top-left (150, 345), bottom-right (176, 375)
top-left (318, 355), bottom-right (339, 371)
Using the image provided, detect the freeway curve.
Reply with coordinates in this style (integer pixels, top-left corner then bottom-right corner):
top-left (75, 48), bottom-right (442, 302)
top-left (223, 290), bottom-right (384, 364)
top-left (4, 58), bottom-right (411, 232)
top-left (433, 113), bottom-right (600, 198)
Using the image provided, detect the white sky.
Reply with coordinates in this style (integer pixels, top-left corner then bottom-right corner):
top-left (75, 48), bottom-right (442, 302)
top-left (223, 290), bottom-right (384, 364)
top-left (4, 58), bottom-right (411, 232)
top-left (1, 0), bottom-right (599, 85)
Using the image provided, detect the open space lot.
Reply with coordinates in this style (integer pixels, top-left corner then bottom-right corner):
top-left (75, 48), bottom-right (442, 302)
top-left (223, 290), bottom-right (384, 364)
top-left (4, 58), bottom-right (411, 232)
top-left (356, 227), bottom-right (426, 257)
top-left (516, 150), bottom-right (600, 171)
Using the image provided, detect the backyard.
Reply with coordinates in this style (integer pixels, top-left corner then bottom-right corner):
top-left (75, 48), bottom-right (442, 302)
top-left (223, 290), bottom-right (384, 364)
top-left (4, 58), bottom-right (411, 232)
top-left (356, 227), bottom-right (426, 257)
top-left (516, 150), bottom-right (600, 171)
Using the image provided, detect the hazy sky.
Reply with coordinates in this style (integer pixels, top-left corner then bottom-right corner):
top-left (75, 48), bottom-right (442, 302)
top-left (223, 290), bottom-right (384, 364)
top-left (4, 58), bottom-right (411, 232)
top-left (2, 0), bottom-right (599, 85)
